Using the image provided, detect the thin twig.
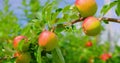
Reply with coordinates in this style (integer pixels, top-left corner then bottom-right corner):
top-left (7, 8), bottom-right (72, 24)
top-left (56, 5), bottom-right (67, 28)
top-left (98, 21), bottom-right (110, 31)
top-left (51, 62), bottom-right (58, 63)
top-left (101, 17), bottom-right (120, 23)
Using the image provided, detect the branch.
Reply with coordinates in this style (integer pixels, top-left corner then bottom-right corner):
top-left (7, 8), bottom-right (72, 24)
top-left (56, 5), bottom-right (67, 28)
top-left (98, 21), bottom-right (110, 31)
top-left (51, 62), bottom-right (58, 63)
top-left (51, 17), bottom-right (120, 32)
top-left (0, 56), bottom-right (15, 61)
top-left (70, 17), bottom-right (120, 25)
top-left (71, 17), bottom-right (85, 24)
top-left (101, 17), bottom-right (120, 23)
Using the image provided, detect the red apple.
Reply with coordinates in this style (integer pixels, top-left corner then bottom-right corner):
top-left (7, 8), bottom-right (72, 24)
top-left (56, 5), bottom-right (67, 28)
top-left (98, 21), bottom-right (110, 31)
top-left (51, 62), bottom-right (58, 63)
top-left (100, 53), bottom-right (111, 61)
top-left (13, 35), bottom-right (28, 51)
top-left (14, 52), bottom-right (20, 57)
top-left (75, 0), bottom-right (97, 17)
top-left (85, 41), bottom-right (92, 47)
top-left (82, 16), bottom-right (101, 36)
top-left (38, 31), bottom-right (58, 51)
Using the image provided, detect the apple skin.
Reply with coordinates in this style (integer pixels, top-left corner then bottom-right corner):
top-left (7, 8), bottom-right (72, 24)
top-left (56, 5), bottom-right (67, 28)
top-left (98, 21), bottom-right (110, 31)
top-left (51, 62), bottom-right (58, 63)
top-left (85, 41), bottom-right (92, 47)
top-left (14, 52), bottom-right (20, 57)
top-left (100, 53), bottom-right (111, 61)
top-left (16, 52), bottom-right (31, 63)
top-left (82, 16), bottom-right (101, 36)
top-left (13, 35), bottom-right (28, 51)
top-left (38, 31), bottom-right (58, 51)
top-left (75, 0), bottom-right (97, 17)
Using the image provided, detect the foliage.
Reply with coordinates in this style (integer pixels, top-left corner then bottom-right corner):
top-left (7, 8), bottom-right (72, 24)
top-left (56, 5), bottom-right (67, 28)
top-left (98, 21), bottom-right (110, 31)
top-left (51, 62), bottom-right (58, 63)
top-left (0, 0), bottom-right (120, 63)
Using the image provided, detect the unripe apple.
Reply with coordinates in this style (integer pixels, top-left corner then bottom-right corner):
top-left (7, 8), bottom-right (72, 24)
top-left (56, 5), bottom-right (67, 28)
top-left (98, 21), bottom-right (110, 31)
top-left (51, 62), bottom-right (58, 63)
top-left (38, 31), bottom-right (58, 51)
top-left (13, 35), bottom-right (29, 51)
top-left (82, 16), bottom-right (101, 36)
top-left (85, 41), bottom-right (92, 47)
top-left (75, 0), bottom-right (97, 17)
top-left (100, 53), bottom-right (111, 61)
top-left (16, 52), bottom-right (31, 63)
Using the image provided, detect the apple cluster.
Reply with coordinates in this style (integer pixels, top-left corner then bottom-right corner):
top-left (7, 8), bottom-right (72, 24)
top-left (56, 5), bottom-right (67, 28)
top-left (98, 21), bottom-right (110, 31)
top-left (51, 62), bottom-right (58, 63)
top-left (75, 0), bottom-right (101, 36)
top-left (12, 0), bottom-right (104, 62)
top-left (13, 30), bottom-right (58, 63)
top-left (13, 36), bottom-right (31, 63)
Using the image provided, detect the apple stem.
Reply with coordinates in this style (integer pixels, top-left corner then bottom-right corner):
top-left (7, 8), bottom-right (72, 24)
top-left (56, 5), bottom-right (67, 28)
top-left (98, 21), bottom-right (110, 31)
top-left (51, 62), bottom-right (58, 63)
top-left (55, 47), bottom-right (65, 63)
top-left (51, 26), bottom-right (55, 32)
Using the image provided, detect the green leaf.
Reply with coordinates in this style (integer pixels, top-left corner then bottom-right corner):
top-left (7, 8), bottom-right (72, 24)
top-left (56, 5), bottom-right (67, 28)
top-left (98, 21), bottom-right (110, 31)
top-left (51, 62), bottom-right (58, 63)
top-left (56, 8), bottom-right (63, 12)
top-left (115, 0), bottom-right (120, 16)
top-left (51, 8), bottom-right (63, 24)
top-left (37, 47), bottom-right (42, 63)
top-left (22, 0), bottom-right (27, 6)
top-left (55, 23), bottom-right (65, 32)
top-left (101, 1), bottom-right (117, 16)
top-left (62, 5), bottom-right (71, 13)
top-left (52, 47), bottom-right (65, 63)
top-left (17, 39), bottom-right (27, 52)
top-left (118, 0), bottom-right (120, 2)
top-left (103, 20), bottom-right (109, 24)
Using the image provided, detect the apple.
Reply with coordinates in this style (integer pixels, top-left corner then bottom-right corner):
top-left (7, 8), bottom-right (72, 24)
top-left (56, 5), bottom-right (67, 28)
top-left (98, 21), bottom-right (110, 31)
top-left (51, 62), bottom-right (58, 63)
top-left (38, 31), bottom-right (58, 51)
top-left (85, 41), bottom-right (92, 47)
top-left (16, 52), bottom-right (31, 63)
top-left (89, 57), bottom-right (94, 63)
top-left (100, 53), bottom-right (111, 61)
top-left (13, 35), bottom-right (29, 51)
top-left (82, 16), bottom-right (101, 36)
top-left (75, 0), bottom-right (97, 17)
top-left (14, 52), bottom-right (20, 57)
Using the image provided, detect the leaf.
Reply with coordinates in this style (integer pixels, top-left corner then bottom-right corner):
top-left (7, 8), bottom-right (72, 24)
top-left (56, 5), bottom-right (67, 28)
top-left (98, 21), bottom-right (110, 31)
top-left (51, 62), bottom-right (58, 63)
top-left (62, 5), bottom-right (71, 13)
top-left (103, 20), bottom-right (109, 24)
top-left (56, 8), bottom-right (63, 12)
top-left (118, 0), bottom-right (120, 2)
top-left (55, 23), bottom-right (65, 32)
top-left (22, 0), bottom-right (27, 6)
top-left (18, 39), bottom-right (26, 51)
top-left (100, 1), bottom-right (117, 16)
top-left (52, 47), bottom-right (65, 63)
top-left (37, 47), bottom-right (42, 63)
top-left (42, 2), bottom-right (56, 21)
top-left (51, 8), bottom-right (63, 24)
top-left (115, 0), bottom-right (120, 16)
